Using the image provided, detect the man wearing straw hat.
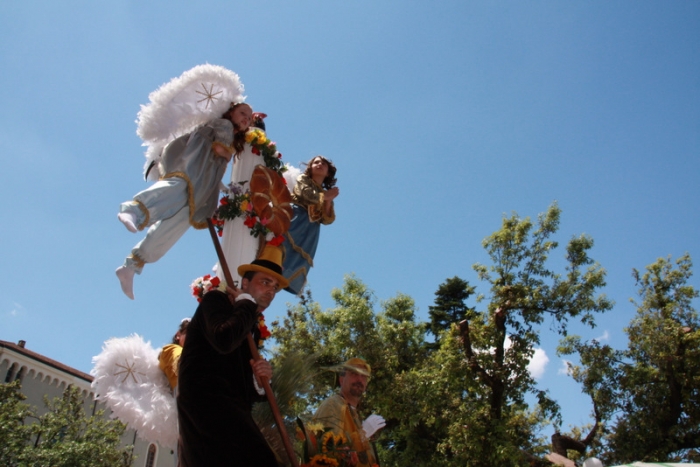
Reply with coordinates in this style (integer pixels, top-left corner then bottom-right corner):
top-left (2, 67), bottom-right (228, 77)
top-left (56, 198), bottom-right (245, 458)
top-left (313, 358), bottom-right (386, 467)
top-left (177, 245), bottom-right (288, 467)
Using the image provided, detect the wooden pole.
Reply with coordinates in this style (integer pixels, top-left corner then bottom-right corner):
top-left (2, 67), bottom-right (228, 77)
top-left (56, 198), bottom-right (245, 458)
top-left (206, 219), bottom-right (300, 467)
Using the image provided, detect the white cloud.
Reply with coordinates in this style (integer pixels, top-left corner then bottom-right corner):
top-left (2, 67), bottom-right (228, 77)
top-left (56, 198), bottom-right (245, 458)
top-left (593, 330), bottom-right (610, 343)
top-left (7, 302), bottom-right (23, 317)
top-left (558, 359), bottom-right (573, 376)
top-left (528, 347), bottom-right (549, 379)
top-left (500, 336), bottom-right (549, 380)
top-left (461, 334), bottom-right (552, 381)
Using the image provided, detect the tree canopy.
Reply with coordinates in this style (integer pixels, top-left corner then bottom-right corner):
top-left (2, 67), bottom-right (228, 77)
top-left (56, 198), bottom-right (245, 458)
top-left (272, 203), bottom-right (625, 466)
top-left (559, 253), bottom-right (700, 463)
top-left (0, 381), bottom-right (131, 467)
top-left (427, 276), bottom-right (476, 342)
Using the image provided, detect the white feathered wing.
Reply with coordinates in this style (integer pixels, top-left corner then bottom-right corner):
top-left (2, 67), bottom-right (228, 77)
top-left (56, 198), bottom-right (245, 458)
top-left (90, 334), bottom-right (178, 449)
top-left (283, 163), bottom-right (301, 193)
top-left (136, 64), bottom-right (246, 180)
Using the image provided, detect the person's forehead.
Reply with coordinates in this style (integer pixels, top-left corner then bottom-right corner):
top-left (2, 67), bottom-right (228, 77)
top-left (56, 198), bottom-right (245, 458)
top-left (253, 271), bottom-right (279, 286)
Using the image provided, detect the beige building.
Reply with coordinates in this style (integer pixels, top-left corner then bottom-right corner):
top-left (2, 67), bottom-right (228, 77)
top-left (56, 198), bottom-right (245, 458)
top-left (0, 339), bottom-right (176, 467)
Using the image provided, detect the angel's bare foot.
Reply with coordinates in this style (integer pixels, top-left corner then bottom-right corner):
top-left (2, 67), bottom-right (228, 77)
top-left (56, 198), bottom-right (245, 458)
top-left (116, 266), bottom-right (135, 299)
top-left (118, 212), bottom-right (138, 233)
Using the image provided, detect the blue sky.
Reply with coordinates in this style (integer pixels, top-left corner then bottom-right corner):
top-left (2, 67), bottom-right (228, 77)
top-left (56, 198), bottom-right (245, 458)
top-left (1, 1), bottom-right (698, 431)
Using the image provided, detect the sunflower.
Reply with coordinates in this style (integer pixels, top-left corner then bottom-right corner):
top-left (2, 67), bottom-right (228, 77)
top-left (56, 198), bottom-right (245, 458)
top-left (306, 454), bottom-right (339, 467)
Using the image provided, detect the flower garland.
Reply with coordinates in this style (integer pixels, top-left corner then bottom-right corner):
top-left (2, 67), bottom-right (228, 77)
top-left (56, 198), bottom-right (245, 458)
top-left (211, 127), bottom-right (287, 244)
top-left (245, 128), bottom-right (286, 176)
top-left (190, 274), bottom-right (226, 302)
top-left (211, 182), bottom-right (285, 246)
top-left (189, 275), bottom-right (271, 349)
top-left (210, 181), bottom-right (248, 234)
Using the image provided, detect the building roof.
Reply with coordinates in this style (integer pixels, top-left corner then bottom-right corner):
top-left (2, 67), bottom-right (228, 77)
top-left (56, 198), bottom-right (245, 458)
top-left (0, 339), bottom-right (93, 383)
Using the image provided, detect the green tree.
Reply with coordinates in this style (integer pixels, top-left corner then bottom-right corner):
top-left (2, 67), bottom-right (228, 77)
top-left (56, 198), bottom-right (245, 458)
top-left (272, 203), bottom-right (613, 466)
top-left (271, 276), bottom-right (429, 463)
top-left (454, 202), bottom-right (612, 466)
top-left (0, 381), bottom-right (33, 466)
top-left (427, 276), bottom-right (476, 343)
top-left (0, 382), bottom-right (132, 467)
top-left (560, 253), bottom-right (700, 463)
top-left (273, 276), bottom-right (427, 404)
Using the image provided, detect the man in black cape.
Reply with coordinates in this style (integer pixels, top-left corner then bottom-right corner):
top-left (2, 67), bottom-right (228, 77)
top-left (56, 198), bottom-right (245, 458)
top-left (177, 245), bottom-right (288, 467)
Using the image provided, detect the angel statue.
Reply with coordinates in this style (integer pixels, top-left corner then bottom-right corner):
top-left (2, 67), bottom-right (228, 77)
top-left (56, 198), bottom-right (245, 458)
top-left (115, 64), bottom-right (254, 299)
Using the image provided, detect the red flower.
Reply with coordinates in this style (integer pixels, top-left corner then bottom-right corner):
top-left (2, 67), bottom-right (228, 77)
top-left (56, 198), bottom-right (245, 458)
top-left (220, 197), bottom-right (228, 205)
top-left (210, 276), bottom-right (220, 287)
top-left (277, 152), bottom-right (283, 159)
top-left (268, 235), bottom-right (284, 246)
top-left (252, 147), bottom-right (260, 155)
top-left (244, 216), bottom-right (257, 228)
top-left (218, 229), bottom-right (223, 237)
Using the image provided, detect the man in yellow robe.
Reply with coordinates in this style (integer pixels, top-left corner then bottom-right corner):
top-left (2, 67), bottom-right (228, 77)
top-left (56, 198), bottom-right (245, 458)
top-left (313, 358), bottom-right (386, 467)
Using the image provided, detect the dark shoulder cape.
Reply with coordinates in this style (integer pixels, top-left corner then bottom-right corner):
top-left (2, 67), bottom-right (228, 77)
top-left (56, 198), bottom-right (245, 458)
top-left (177, 291), bottom-right (278, 466)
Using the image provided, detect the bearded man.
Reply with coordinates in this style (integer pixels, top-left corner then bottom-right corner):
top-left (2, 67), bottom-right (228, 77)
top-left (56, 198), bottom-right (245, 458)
top-left (312, 358), bottom-right (386, 467)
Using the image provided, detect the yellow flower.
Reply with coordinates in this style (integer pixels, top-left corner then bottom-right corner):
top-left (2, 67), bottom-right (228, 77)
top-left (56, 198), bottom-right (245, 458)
top-left (305, 422), bottom-right (325, 434)
top-left (245, 129), bottom-right (262, 143)
top-left (334, 432), bottom-right (347, 446)
top-left (245, 128), bottom-right (268, 145)
top-left (308, 454), bottom-right (339, 467)
top-left (320, 430), bottom-right (349, 453)
top-left (321, 431), bottom-right (335, 452)
top-left (240, 200), bottom-right (249, 212)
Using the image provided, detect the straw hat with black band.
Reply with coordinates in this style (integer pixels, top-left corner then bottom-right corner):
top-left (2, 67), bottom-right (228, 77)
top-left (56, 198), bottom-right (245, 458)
top-left (237, 244), bottom-right (290, 289)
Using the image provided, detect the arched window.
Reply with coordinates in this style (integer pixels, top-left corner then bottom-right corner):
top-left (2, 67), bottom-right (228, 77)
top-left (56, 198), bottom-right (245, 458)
top-left (4, 362), bottom-right (17, 383)
top-left (14, 366), bottom-right (25, 383)
top-left (144, 443), bottom-right (157, 467)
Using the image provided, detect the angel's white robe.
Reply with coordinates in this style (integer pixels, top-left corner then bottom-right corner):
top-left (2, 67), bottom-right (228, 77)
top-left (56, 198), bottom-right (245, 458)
top-left (121, 119), bottom-right (232, 272)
